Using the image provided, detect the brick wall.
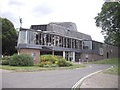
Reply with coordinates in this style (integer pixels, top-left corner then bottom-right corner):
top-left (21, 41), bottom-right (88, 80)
top-left (19, 48), bottom-right (40, 65)
top-left (80, 53), bottom-right (104, 62)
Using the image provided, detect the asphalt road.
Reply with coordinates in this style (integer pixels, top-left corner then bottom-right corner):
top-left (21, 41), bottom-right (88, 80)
top-left (2, 64), bottom-right (111, 88)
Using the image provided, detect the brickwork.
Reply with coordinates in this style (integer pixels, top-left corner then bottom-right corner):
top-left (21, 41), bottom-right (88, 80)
top-left (19, 49), bottom-right (40, 65)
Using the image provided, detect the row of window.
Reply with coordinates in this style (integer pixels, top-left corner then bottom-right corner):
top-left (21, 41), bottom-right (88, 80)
top-left (18, 30), bottom-right (104, 51)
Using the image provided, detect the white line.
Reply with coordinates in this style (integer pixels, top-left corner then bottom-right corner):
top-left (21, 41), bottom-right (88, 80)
top-left (71, 66), bottom-right (113, 90)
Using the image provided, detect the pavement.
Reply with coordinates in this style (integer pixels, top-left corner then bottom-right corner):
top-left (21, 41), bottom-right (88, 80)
top-left (80, 72), bottom-right (119, 88)
top-left (1, 64), bottom-right (111, 88)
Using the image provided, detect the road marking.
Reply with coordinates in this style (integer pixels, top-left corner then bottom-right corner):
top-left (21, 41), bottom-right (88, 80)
top-left (71, 66), bottom-right (113, 90)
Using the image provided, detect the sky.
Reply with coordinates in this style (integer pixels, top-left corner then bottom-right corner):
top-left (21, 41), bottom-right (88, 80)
top-left (0, 0), bottom-right (105, 42)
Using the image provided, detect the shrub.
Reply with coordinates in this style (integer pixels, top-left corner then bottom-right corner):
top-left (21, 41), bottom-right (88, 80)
top-left (2, 56), bottom-right (11, 61)
top-left (40, 55), bottom-right (58, 63)
top-left (39, 61), bottom-right (52, 67)
top-left (66, 61), bottom-right (73, 66)
top-left (55, 59), bottom-right (73, 67)
top-left (39, 55), bottom-right (72, 67)
top-left (1, 56), bottom-right (11, 65)
top-left (50, 64), bottom-right (58, 67)
top-left (9, 54), bottom-right (34, 66)
top-left (43, 64), bottom-right (50, 68)
top-left (2, 60), bottom-right (9, 65)
top-left (55, 59), bottom-right (67, 67)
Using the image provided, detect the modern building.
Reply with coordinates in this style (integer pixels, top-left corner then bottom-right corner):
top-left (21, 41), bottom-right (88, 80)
top-left (17, 22), bottom-right (118, 64)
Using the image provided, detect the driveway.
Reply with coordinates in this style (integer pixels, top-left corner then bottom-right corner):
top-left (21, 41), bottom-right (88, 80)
top-left (1, 64), bottom-right (111, 88)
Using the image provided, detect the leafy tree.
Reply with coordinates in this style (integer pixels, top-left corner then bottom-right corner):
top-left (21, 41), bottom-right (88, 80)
top-left (95, 2), bottom-right (120, 47)
top-left (0, 17), bottom-right (18, 55)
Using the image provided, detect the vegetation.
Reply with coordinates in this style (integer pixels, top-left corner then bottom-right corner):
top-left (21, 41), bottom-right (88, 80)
top-left (55, 59), bottom-right (73, 67)
top-left (0, 64), bottom-right (86, 72)
top-left (39, 55), bottom-right (73, 67)
top-left (85, 58), bottom-right (120, 75)
top-left (0, 17), bottom-right (18, 56)
top-left (95, 2), bottom-right (120, 47)
top-left (103, 66), bottom-right (119, 75)
top-left (9, 54), bottom-right (34, 66)
top-left (1, 56), bottom-right (10, 65)
top-left (2, 60), bottom-right (9, 65)
top-left (85, 58), bottom-right (118, 65)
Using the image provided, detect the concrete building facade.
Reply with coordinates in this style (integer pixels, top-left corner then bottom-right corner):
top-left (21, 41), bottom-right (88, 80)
top-left (17, 22), bottom-right (118, 64)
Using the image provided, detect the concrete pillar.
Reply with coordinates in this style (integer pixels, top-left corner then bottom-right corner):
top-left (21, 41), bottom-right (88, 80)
top-left (66, 38), bottom-right (68, 48)
top-left (44, 34), bottom-right (46, 46)
top-left (41, 33), bottom-right (43, 45)
top-left (25, 31), bottom-right (28, 43)
top-left (57, 36), bottom-right (60, 46)
top-left (54, 36), bottom-right (56, 46)
top-left (73, 52), bottom-right (75, 62)
top-left (63, 51), bottom-right (65, 59)
top-left (52, 51), bottom-right (54, 55)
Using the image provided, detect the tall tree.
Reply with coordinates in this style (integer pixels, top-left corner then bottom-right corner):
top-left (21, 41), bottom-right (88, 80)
top-left (0, 17), bottom-right (18, 55)
top-left (95, 2), bottom-right (120, 47)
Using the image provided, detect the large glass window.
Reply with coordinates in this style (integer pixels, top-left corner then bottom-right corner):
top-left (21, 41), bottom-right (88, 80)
top-left (92, 41), bottom-right (104, 55)
top-left (83, 41), bottom-right (92, 49)
top-left (28, 31), bottom-right (36, 44)
top-left (18, 30), bottom-right (27, 44)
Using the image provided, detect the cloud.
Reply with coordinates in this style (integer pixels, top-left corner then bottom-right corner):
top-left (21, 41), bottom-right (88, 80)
top-left (33, 4), bottom-right (54, 17)
top-left (8, 0), bottom-right (24, 6)
top-left (0, 0), bottom-right (105, 42)
top-left (1, 12), bottom-right (19, 28)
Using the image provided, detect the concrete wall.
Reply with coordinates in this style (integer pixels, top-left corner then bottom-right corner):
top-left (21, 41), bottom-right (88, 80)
top-left (19, 48), bottom-right (40, 65)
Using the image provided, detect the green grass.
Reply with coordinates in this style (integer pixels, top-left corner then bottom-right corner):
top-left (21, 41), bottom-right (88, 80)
top-left (85, 58), bottom-right (119, 65)
top-left (86, 58), bottom-right (120, 76)
top-left (0, 64), bottom-right (86, 72)
top-left (103, 65), bottom-right (120, 75)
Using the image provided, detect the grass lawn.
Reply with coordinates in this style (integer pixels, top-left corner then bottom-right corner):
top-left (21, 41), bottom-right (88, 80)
top-left (85, 58), bottom-right (119, 65)
top-left (0, 64), bottom-right (86, 72)
top-left (86, 58), bottom-right (120, 75)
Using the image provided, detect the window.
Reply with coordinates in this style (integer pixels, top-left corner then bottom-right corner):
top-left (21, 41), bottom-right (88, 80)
top-left (18, 31), bottom-right (26, 44)
top-left (99, 48), bottom-right (103, 55)
top-left (31, 53), bottom-right (36, 60)
top-left (83, 41), bottom-right (92, 50)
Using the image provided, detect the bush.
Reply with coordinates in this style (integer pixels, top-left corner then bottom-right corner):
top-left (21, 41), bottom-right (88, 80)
top-left (39, 61), bottom-right (52, 67)
top-left (43, 64), bottom-right (50, 68)
top-left (55, 59), bottom-right (67, 67)
top-left (55, 59), bottom-right (73, 67)
top-left (50, 64), bottom-right (58, 67)
top-left (2, 56), bottom-right (11, 61)
top-left (2, 60), bottom-right (9, 65)
top-left (66, 61), bottom-right (73, 66)
top-left (39, 55), bottom-right (72, 67)
top-left (1, 56), bottom-right (11, 65)
top-left (40, 55), bottom-right (58, 63)
top-left (9, 54), bottom-right (34, 66)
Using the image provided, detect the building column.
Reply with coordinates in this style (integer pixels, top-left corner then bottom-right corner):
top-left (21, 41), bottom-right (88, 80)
top-left (25, 31), bottom-right (28, 43)
top-left (71, 39), bottom-right (72, 49)
top-left (52, 51), bottom-right (54, 55)
top-left (63, 51), bottom-right (65, 59)
top-left (72, 52), bottom-right (75, 62)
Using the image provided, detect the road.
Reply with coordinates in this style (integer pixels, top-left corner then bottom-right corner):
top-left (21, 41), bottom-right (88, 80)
top-left (1, 64), bottom-right (111, 88)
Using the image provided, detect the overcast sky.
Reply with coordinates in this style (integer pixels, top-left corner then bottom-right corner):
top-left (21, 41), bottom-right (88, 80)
top-left (0, 0), bottom-right (105, 42)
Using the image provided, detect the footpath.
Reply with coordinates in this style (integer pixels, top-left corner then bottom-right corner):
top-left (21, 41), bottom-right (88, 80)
top-left (80, 72), bottom-right (119, 89)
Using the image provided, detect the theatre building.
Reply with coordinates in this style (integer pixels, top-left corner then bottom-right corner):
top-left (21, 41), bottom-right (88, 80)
top-left (17, 22), bottom-right (118, 64)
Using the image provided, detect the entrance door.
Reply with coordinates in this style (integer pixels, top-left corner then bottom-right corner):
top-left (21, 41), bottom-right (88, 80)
top-left (107, 52), bottom-right (109, 58)
top-left (65, 52), bottom-right (73, 61)
top-left (75, 52), bottom-right (80, 62)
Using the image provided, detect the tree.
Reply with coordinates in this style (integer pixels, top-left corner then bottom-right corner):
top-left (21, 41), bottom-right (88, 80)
top-left (0, 17), bottom-right (18, 55)
top-left (95, 2), bottom-right (120, 47)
